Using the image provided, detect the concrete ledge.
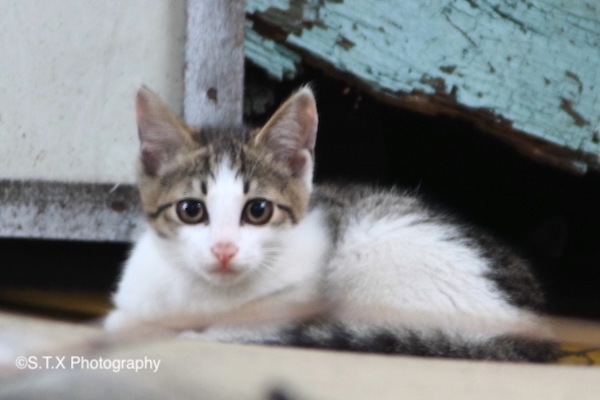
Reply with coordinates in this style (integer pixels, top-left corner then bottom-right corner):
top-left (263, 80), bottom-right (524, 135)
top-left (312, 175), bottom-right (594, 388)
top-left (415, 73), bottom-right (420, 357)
top-left (0, 180), bottom-right (140, 242)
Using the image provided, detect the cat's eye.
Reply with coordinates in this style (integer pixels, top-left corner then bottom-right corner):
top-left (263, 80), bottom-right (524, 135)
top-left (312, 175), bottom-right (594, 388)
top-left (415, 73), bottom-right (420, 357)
top-left (175, 199), bottom-right (207, 224)
top-left (242, 198), bottom-right (274, 226)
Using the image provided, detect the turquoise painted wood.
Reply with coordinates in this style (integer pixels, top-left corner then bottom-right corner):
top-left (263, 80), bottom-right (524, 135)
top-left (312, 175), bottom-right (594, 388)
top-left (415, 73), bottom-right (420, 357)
top-left (246, 0), bottom-right (600, 173)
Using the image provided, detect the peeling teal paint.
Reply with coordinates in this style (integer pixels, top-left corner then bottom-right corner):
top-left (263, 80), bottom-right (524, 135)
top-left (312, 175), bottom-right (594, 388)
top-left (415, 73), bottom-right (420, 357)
top-left (247, 0), bottom-right (290, 13)
top-left (245, 21), bottom-right (301, 80)
top-left (246, 0), bottom-right (600, 171)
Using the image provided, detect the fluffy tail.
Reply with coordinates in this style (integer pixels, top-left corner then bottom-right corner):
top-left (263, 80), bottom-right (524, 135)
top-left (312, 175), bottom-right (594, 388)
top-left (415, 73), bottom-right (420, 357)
top-left (272, 320), bottom-right (562, 362)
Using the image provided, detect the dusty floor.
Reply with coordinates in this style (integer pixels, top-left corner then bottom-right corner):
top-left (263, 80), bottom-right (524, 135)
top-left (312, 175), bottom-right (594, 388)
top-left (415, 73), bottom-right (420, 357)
top-left (0, 311), bottom-right (600, 399)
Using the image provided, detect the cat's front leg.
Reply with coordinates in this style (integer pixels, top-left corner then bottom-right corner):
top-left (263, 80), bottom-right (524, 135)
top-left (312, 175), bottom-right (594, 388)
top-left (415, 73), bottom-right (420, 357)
top-left (103, 310), bottom-right (173, 335)
top-left (179, 323), bottom-right (286, 345)
top-left (104, 309), bottom-right (135, 332)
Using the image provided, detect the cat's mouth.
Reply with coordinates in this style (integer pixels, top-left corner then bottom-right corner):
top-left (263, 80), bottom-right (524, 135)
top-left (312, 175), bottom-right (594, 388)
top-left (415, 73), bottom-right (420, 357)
top-left (209, 266), bottom-right (239, 275)
top-left (208, 263), bottom-right (243, 277)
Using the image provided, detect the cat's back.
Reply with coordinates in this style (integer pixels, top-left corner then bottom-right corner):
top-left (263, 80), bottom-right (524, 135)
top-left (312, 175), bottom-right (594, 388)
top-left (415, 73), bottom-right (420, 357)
top-left (310, 182), bottom-right (545, 314)
top-left (311, 183), bottom-right (454, 245)
top-left (311, 183), bottom-right (425, 229)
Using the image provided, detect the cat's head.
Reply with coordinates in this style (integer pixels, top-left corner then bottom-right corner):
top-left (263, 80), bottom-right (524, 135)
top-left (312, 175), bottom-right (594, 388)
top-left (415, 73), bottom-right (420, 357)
top-left (134, 86), bottom-right (318, 285)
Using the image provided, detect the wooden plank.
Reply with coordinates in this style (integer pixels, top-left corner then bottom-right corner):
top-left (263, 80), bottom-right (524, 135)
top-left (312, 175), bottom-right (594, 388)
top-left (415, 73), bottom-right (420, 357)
top-left (1, 316), bottom-right (599, 399)
top-left (185, 0), bottom-right (246, 126)
top-left (245, 20), bottom-right (301, 80)
top-left (246, 0), bottom-right (600, 173)
top-left (0, 289), bottom-right (110, 318)
top-left (0, 180), bottom-right (140, 241)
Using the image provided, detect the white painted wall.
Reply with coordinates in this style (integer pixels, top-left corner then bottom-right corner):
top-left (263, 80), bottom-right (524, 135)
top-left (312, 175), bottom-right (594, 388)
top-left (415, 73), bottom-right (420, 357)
top-left (0, 1), bottom-right (185, 184)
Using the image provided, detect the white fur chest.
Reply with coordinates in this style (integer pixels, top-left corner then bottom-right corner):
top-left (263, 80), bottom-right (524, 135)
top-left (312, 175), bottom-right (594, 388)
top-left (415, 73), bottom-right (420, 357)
top-left (108, 208), bottom-right (331, 327)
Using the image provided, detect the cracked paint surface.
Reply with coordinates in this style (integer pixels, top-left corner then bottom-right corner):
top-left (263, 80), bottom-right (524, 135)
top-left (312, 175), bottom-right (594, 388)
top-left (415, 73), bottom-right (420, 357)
top-left (247, 0), bottom-right (600, 172)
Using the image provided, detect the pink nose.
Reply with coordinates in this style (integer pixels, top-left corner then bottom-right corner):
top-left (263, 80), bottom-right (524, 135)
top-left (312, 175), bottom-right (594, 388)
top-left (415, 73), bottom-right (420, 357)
top-left (211, 242), bottom-right (238, 266)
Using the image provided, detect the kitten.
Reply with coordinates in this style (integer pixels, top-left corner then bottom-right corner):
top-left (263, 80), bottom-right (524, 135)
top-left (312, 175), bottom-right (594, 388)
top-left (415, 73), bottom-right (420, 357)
top-left (105, 86), bottom-right (559, 362)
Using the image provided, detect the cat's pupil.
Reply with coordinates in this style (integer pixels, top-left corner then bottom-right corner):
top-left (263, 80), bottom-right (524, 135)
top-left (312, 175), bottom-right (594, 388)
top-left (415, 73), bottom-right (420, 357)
top-left (184, 202), bottom-right (201, 217)
top-left (250, 201), bottom-right (266, 218)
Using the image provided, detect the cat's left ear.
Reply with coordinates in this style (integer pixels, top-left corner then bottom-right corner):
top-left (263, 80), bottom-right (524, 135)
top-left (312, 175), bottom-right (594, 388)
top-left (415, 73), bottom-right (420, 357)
top-left (253, 86), bottom-right (318, 179)
top-left (135, 86), bottom-right (194, 176)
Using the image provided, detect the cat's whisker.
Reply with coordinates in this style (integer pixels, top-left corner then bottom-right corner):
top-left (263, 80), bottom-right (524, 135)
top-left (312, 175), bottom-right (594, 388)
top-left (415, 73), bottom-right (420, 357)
top-left (256, 256), bottom-right (282, 274)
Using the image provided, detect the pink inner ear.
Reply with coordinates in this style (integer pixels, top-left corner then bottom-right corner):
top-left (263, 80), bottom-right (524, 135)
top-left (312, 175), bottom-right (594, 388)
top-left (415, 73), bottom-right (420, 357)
top-left (140, 144), bottom-right (162, 176)
top-left (288, 151), bottom-right (308, 178)
top-left (135, 99), bottom-right (144, 118)
top-left (296, 95), bottom-right (318, 149)
top-left (135, 88), bottom-right (153, 120)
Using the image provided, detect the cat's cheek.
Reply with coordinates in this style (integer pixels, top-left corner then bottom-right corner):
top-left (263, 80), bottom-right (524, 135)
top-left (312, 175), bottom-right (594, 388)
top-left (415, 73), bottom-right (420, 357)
top-left (239, 227), bottom-right (284, 271)
top-left (175, 225), bottom-right (215, 273)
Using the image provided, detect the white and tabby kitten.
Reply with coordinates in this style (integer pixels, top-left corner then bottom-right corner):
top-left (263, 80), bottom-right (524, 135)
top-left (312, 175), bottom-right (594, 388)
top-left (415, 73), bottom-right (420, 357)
top-left (105, 86), bottom-right (559, 361)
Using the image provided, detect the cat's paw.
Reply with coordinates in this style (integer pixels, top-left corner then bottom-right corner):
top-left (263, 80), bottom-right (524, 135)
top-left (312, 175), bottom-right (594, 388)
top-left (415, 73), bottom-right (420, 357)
top-left (177, 327), bottom-right (237, 342)
top-left (103, 310), bottom-right (130, 332)
top-left (179, 325), bottom-right (284, 344)
top-left (178, 330), bottom-right (210, 340)
top-left (103, 310), bottom-right (163, 334)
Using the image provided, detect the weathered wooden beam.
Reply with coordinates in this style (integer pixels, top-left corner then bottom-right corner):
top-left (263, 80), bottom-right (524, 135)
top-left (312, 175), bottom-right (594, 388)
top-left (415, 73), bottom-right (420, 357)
top-left (246, 0), bottom-right (600, 173)
top-left (185, 0), bottom-right (246, 126)
top-left (0, 180), bottom-right (139, 241)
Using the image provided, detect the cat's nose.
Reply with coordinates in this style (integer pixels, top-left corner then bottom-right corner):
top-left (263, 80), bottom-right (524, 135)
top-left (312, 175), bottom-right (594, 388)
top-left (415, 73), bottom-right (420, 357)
top-left (211, 242), bottom-right (238, 266)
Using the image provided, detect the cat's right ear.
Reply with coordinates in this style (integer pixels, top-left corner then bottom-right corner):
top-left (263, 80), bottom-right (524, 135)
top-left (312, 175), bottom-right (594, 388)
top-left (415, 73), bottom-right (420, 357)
top-left (135, 86), bottom-right (193, 176)
top-left (252, 86), bottom-right (318, 180)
